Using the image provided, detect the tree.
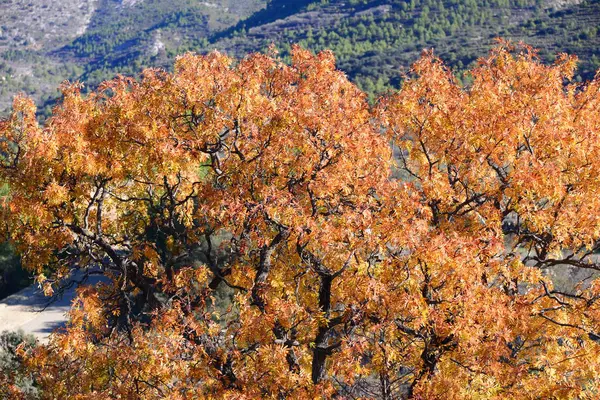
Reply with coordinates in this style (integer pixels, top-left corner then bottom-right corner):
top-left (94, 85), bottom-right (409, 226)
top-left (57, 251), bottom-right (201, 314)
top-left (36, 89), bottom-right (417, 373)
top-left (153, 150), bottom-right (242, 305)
top-left (2, 43), bottom-right (600, 398)
top-left (372, 43), bottom-right (600, 398)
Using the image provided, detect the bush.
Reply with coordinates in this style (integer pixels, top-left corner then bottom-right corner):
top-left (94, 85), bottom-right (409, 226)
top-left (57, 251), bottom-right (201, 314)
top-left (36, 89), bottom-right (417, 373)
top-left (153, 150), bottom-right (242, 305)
top-left (0, 330), bottom-right (38, 398)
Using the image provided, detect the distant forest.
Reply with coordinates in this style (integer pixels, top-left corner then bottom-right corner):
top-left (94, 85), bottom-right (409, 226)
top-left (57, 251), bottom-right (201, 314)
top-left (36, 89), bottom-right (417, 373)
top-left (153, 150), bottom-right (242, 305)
top-left (0, 0), bottom-right (599, 118)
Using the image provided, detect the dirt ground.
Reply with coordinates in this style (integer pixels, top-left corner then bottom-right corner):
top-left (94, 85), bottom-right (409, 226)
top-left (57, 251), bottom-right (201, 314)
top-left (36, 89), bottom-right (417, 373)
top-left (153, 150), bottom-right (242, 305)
top-left (0, 273), bottom-right (103, 343)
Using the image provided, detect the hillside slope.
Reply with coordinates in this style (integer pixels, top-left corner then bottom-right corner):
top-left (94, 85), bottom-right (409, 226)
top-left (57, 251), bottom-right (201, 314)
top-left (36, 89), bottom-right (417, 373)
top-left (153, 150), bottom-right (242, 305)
top-left (0, 0), bottom-right (599, 116)
top-left (211, 0), bottom-right (600, 93)
top-left (0, 0), bottom-right (266, 114)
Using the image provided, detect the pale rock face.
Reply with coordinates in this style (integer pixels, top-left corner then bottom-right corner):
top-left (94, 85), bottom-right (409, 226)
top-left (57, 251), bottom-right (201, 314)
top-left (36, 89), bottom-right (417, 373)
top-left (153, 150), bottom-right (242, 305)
top-left (120, 0), bottom-right (144, 7)
top-left (77, 0), bottom-right (98, 35)
top-left (150, 30), bottom-right (166, 57)
top-left (545, 0), bottom-right (584, 9)
top-left (201, 2), bottom-right (230, 12)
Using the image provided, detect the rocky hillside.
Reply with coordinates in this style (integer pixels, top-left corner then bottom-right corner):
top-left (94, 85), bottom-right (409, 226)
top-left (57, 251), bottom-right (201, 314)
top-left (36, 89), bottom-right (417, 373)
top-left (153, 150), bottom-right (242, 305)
top-left (0, 0), bottom-right (266, 114)
top-left (1, 0), bottom-right (599, 116)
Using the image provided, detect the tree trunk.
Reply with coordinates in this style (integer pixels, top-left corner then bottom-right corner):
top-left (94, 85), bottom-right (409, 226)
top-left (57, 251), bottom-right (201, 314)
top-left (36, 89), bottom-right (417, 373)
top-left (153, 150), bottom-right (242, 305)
top-left (311, 273), bottom-right (333, 384)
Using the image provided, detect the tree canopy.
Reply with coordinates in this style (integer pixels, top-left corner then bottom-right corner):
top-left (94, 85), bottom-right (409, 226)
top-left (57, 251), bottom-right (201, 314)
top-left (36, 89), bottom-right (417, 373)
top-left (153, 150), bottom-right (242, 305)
top-left (2, 43), bottom-right (600, 399)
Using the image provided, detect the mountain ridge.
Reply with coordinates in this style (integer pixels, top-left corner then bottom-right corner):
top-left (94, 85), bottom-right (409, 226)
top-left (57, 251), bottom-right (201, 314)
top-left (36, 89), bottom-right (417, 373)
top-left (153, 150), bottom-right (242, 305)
top-left (0, 0), bottom-right (599, 116)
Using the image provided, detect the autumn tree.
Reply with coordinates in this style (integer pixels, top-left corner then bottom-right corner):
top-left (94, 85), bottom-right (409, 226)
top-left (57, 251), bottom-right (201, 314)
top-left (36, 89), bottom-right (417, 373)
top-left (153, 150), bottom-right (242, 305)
top-left (2, 43), bottom-right (600, 399)
top-left (372, 43), bottom-right (600, 398)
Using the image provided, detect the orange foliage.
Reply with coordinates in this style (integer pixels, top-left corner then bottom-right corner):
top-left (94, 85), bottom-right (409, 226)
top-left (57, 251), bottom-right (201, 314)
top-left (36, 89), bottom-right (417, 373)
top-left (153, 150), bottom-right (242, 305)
top-left (2, 43), bottom-right (600, 398)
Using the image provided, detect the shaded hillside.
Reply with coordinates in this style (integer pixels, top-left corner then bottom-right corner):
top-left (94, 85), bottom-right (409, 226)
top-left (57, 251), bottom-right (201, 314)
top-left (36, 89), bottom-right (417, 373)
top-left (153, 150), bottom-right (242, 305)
top-left (59, 0), bottom-right (266, 84)
top-left (210, 0), bottom-right (600, 93)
